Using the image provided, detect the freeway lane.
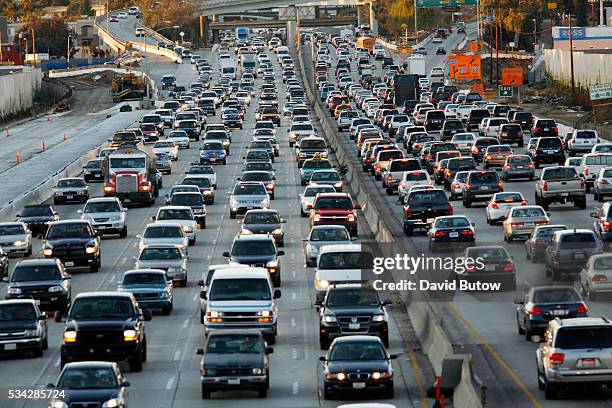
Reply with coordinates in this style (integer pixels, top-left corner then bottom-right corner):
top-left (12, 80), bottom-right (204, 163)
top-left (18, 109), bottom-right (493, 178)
top-left (309, 29), bottom-right (612, 407)
top-left (0, 42), bottom-right (419, 407)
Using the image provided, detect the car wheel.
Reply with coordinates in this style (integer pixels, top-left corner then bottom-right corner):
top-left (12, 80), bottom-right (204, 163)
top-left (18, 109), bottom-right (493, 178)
top-left (386, 188), bottom-right (393, 195)
top-left (323, 385), bottom-right (333, 400)
top-left (200, 309), bottom-right (205, 324)
top-left (404, 225), bottom-right (413, 236)
top-left (162, 304), bottom-right (172, 315)
top-left (258, 387), bottom-right (268, 398)
top-left (517, 314), bottom-right (525, 334)
top-left (120, 226), bottom-right (127, 239)
top-left (552, 267), bottom-right (561, 281)
top-left (319, 334), bottom-right (331, 350)
top-left (26, 246), bottom-right (32, 257)
top-left (90, 261), bottom-right (99, 273)
top-left (230, 211), bottom-right (236, 219)
top-left (129, 348), bottom-right (144, 372)
top-left (544, 381), bottom-right (558, 400)
top-left (384, 385), bottom-right (394, 399)
top-left (264, 333), bottom-right (276, 345)
top-left (381, 331), bottom-right (390, 348)
top-left (201, 384), bottom-right (211, 399)
top-left (60, 351), bottom-right (68, 368)
top-left (576, 198), bottom-right (587, 209)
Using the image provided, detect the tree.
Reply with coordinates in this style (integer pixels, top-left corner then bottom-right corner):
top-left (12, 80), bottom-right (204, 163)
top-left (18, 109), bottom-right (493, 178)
top-left (67, 0), bottom-right (93, 16)
top-left (15, 17), bottom-right (70, 57)
top-left (573, 0), bottom-right (588, 26)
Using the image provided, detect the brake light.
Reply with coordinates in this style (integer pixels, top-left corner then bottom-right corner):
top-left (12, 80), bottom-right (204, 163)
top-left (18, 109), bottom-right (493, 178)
top-left (510, 222), bottom-right (524, 226)
top-left (503, 262), bottom-right (514, 272)
top-left (486, 154), bottom-right (492, 160)
top-left (543, 181), bottom-right (548, 191)
top-left (487, 127), bottom-right (490, 133)
top-left (435, 231), bottom-right (447, 237)
top-left (453, 183), bottom-right (460, 188)
top-left (461, 230), bottom-right (474, 236)
top-left (404, 208), bottom-right (413, 217)
top-left (415, 144), bottom-right (422, 149)
top-left (498, 181), bottom-right (504, 188)
top-left (576, 303), bottom-right (588, 313)
top-left (528, 163), bottom-right (534, 168)
top-left (465, 266), bottom-right (477, 273)
top-left (387, 174), bottom-right (393, 180)
top-left (375, 163), bottom-right (381, 171)
top-left (491, 201), bottom-right (500, 209)
top-left (603, 220), bottom-right (612, 231)
top-left (534, 220), bottom-right (549, 225)
top-left (580, 179), bottom-right (585, 190)
top-left (592, 274), bottom-right (609, 282)
top-left (472, 147), bottom-right (480, 153)
top-left (103, 182), bottom-right (115, 193)
top-left (553, 127), bottom-right (558, 134)
top-left (585, 167), bottom-right (589, 176)
top-left (521, 200), bottom-right (527, 206)
top-left (465, 183), bottom-right (471, 190)
top-left (527, 305), bottom-right (542, 315)
top-left (550, 353), bottom-right (565, 365)
top-left (447, 204), bottom-right (454, 215)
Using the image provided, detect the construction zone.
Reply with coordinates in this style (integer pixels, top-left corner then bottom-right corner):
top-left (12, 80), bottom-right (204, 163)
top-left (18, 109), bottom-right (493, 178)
top-left (111, 72), bottom-right (151, 102)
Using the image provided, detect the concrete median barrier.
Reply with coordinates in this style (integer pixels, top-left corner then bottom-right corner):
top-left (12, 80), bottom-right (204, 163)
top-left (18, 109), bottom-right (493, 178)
top-left (296, 46), bottom-right (484, 408)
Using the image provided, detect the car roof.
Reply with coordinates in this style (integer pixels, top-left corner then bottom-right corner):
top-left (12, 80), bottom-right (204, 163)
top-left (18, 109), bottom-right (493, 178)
top-left (333, 335), bottom-right (384, 344)
top-left (233, 234), bottom-right (275, 242)
top-left (49, 220), bottom-right (91, 226)
top-left (124, 269), bottom-right (166, 275)
top-left (74, 291), bottom-right (133, 300)
top-left (211, 267), bottom-right (270, 280)
top-left (319, 244), bottom-right (361, 254)
top-left (0, 299), bottom-right (38, 307)
top-left (145, 222), bottom-right (183, 228)
top-left (62, 361), bottom-right (116, 370)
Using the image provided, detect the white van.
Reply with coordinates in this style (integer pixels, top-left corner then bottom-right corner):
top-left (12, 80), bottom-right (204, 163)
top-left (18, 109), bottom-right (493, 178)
top-left (200, 267), bottom-right (281, 343)
top-left (314, 244), bottom-right (372, 301)
top-left (579, 153), bottom-right (612, 190)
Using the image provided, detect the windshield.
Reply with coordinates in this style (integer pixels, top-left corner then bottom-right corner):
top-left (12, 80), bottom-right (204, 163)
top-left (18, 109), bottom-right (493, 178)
top-left (310, 227), bottom-right (349, 241)
top-left (409, 190), bottom-right (447, 203)
top-left (242, 172), bottom-right (272, 182)
top-left (318, 252), bottom-right (371, 269)
top-left (170, 194), bottom-right (203, 206)
top-left (470, 172), bottom-right (499, 183)
top-left (110, 157), bottom-right (146, 169)
top-left (203, 142), bottom-right (224, 150)
top-left (84, 202), bottom-right (121, 213)
top-left (314, 197), bottom-right (353, 209)
top-left (183, 177), bottom-right (211, 188)
top-left (304, 186), bottom-right (335, 197)
top-left (304, 160), bottom-right (332, 170)
top-left (543, 168), bottom-right (578, 180)
top-left (233, 184), bottom-right (266, 195)
top-left (12, 264), bottom-right (61, 282)
top-left (244, 212), bottom-right (280, 224)
top-left (70, 297), bottom-right (134, 319)
top-left (140, 247), bottom-right (182, 260)
top-left (188, 166), bottom-right (214, 174)
top-left (508, 156), bottom-right (531, 164)
top-left (47, 224), bottom-right (92, 239)
top-left (58, 367), bottom-right (118, 390)
top-left (232, 240), bottom-right (275, 256)
top-left (301, 140), bottom-right (326, 149)
top-left (311, 171), bottom-right (340, 182)
top-left (292, 124), bottom-right (314, 131)
top-left (560, 233), bottom-right (598, 249)
top-left (144, 226), bottom-right (182, 238)
top-left (22, 206), bottom-right (53, 217)
top-left (594, 255), bottom-right (612, 269)
top-left (86, 161), bottom-right (101, 169)
top-left (158, 209), bottom-right (192, 220)
top-left (329, 342), bottom-right (386, 361)
top-left (532, 288), bottom-right (580, 303)
top-left (0, 304), bottom-right (37, 321)
top-left (435, 217), bottom-right (470, 228)
top-left (123, 272), bottom-right (166, 285)
top-left (511, 208), bottom-right (545, 218)
top-left (207, 334), bottom-right (263, 353)
top-left (57, 179), bottom-right (85, 188)
top-left (327, 288), bottom-right (380, 307)
top-left (210, 278), bottom-right (271, 301)
top-left (0, 225), bottom-right (25, 235)
top-left (467, 247), bottom-right (510, 260)
top-left (585, 155), bottom-right (612, 165)
top-left (555, 327), bottom-right (612, 349)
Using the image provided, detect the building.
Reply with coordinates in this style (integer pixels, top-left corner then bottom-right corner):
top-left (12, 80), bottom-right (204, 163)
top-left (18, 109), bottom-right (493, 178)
top-left (553, 26), bottom-right (612, 51)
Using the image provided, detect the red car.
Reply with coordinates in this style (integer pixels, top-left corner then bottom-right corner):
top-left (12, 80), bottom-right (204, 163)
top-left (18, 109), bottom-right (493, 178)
top-left (309, 192), bottom-right (360, 236)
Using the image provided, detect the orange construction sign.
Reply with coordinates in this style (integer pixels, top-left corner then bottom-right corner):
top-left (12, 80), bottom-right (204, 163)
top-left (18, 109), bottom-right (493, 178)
top-left (469, 41), bottom-right (479, 53)
top-left (502, 67), bottom-right (523, 86)
top-left (471, 82), bottom-right (484, 95)
top-left (449, 55), bottom-right (481, 80)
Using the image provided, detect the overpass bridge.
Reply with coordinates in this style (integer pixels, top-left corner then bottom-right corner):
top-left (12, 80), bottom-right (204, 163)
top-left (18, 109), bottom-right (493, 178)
top-left (209, 16), bottom-right (358, 30)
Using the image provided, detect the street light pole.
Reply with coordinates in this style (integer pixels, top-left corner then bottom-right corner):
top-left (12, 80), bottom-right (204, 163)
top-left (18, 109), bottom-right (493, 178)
top-left (414, 0), bottom-right (418, 35)
top-left (568, 14), bottom-right (575, 95)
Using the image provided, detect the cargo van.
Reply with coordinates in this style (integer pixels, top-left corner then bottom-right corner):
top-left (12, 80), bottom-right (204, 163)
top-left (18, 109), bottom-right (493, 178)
top-left (314, 244), bottom-right (373, 301)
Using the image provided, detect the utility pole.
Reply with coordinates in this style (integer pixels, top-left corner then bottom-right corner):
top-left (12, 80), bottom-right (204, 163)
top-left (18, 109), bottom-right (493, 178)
top-left (489, 13), bottom-right (493, 84)
top-left (0, 30), bottom-right (3, 64)
top-left (533, 18), bottom-right (537, 52)
top-left (568, 14), bottom-right (575, 95)
top-left (600, 0), bottom-right (604, 26)
top-left (31, 28), bottom-right (36, 67)
top-left (67, 34), bottom-right (70, 65)
top-left (495, 15), bottom-right (499, 84)
top-left (476, 0), bottom-right (481, 41)
top-left (414, 0), bottom-right (418, 34)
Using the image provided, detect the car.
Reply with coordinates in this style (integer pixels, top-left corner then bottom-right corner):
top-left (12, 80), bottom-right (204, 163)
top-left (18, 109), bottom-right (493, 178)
top-left (525, 225), bottom-right (569, 263)
top-left (53, 178), bottom-right (89, 204)
top-left (433, 36), bottom-right (443, 43)
top-left (450, 133), bottom-right (477, 154)
top-left (42, 220), bottom-right (101, 273)
top-left (16, 204), bottom-right (59, 234)
top-left (137, 222), bottom-right (189, 254)
top-left (300, 157), bottom-right (333, 185)
top-left (483, 145), bottom-right (513, 168)
top-left (222, 234), bottom-right (284, 286)
top-left (515, 286), bottom-right (587, 340)
top-left (427, 215), bottom-right (475, 252)
top-left (240, 209), bottom-right (286, 246)
top-left (402, 188), bottom-right (452, 236)
top-left (498, 123), bottom-right (524, 147)
top-left (532, 137), bottom-right (565, 168)
top-left (436, 46), bottom-right (446, 55)
top-left (397, 170), bottom-right (431, 201)
top-left (118, 11), bottom-right (128, 18)
top-left (456, 246), bottom-right (516, 290)
top-left (82, 158), bottom-right (105, 182)
top-left (536, 317), bottom-right (612, 400)
top-left (503, 205), bottom-right (550, 242)
top-left (5, 258), bottom-right (71, 315)
top-left (532, 118), bottom-right (558, 137)
top-left (118, 269), bottom-right (173, 314)
top-left (544, 229), bottom-right (603, 280)
top-left (430, 67), bottom-right (444, 77)
top-left (321, 336), bottom-right (396, 399)
top-left (167, 130), bottom-right (191, 149)
top-left (153, 206), bottom-right (197, 245)
top-left (186, 164), bottom-right (217, 187)
top-left (502, 154), bottom-right (535, 181)
top-left (79, 197), bottom-right (128, 238)
top-left (308, 169), bottom-right (343, 192)
top-left (591, 202), bottom-right (612, 243)
top-left (0, 299), bottom-right (48, 357)
top-left (196, 330), bottom-right (272, 399)
top-left (296, 137), bottom-right (328, 166)
top-left (109, 15), bottom-right (118, 22)
top-left (485, 192), bottom-right (527, 225)
top-left (535, 166), bottom-right (585, 210)
top-left (310, 193), bottom-right (360, 237)
top-left (155, 152), bottom-right (172, 174)
top-left (0, 222), bottom-right (32, 257)
top-left (181, 176), bottom-right (215, 205)
top-left (48, 361), bottom-right (130, 408)
top-left (318, 284), bottom-right (390, 349)
top-left (152, 140), bottom-right (179, 161)
top-left (60, 291), bottom-right (151, 370)
top-left (135, 244), bottom-right (188, 286)
top-left (199, 141), bottom-right (227, 165)
top-left (568, 129), bottom-right (599, 156)
top-left (593, 167), bottom-right (612, 202)
top-left (240, 170), bottom-right (276, 199)
top-left (228, 181), bottom-right (270, 219)
top-left (579, 253), bottom-right (612, 300)
top-left (462, 170), bottom-right (503, 208)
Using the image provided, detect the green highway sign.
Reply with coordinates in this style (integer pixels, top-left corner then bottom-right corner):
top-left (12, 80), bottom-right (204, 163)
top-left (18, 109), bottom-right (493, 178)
top-left (499, 86), bottom-right (513, 97)
top-left (589, 83), bottom-right (612, 101)
top-left (416, 0), bottom-right (477, 7)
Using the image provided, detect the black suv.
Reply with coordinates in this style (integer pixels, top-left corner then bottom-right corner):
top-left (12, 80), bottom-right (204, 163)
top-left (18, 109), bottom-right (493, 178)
top-left (0, 299), bottom-right (48, 357)
top-left (317, 284), bottom-right (391, 349)
top-left (403, 189), bottom-right (453, 236)
top-left (60, 292), bottom-right (151, 371)
top-left (471, 137), bottom-right (500, 162)
top-left (441, 119), bottom-right (465, 141)
top-left (532, 137), bottom-right (565, 167)
top-left (511, 111), bottom-right (534, 131)
top-left (463, 170), bottom-right (503, 208)
top-left (223, 235), bottom-right (284, 286)
top-left (5, 259), bottom-right (71, 315)
top-left (16, 204), bottom-right (59, 235)
top-left (196, 330), bottom-right (273, 399)
top-left (532, 118), bottom-right (558, 137)
top-left (497, 123), bottom-right (524, 147)
top-left (444, 157), bottom-right (477, 189)
top-left (466, 109), bottom-right (490, 132)
top-left (42, 220), bottom-right (101, 273)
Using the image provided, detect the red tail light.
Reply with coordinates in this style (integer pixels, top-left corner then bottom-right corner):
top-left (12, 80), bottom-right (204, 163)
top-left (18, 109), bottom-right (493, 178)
top-left (404, 208), bottom-right (412, 218)
top-left (521, 200), bottom-right (527, 206)
top-left (465, 266), bottom-right (476, 273)
top-left (435, 231), bottom-right (447, 237)
top-left (600, 179), bottom-right (609, 185)
top-left (498, 181), bottom-right (504, 188)
top-left (585, 168), bottom-right (589, 176)
top-left (603, 220), bottom-right (612, 231)
top-left (553, 253), bottom-right (560, 262)
top-left (510, 222), bottom-right (524, 226)
top-left (465, 183), bottom-right (471, 190)
top-left (387, 174), bottom-right (393, 181)
top-left (528, 163), bottom-right (534, 168)
top-left (462, 230), bottom-right (474, 236)
top-left (580, 179), bottom-right (585, 190)
top-left (553, 127), bottom-right (558, 134)
top-left (527, 305), bottom-right (542, 315)
top-left (576, 303), bottom-right (588, 313)
top-left (491, 201), bottom-right (500, 209)
top-left (503, 262), bottom-right (514, 272)
top-left (534, 220), bottom-right (549, 225)
top-left (486, 127), bottom-right (490, 133)
top-left (447, 204), bottom-right (454, 215)
top-left (375, 163), bottom-right (381, 171)
top-left (592, 274), bottom-right (608, 282)
top-left (550, 353), bottom-right (565, 365)
top-left (543, 181), bottom-right (548, 191)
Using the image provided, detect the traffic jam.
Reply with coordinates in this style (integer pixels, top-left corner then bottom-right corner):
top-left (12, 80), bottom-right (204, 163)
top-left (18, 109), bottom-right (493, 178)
top-left (314, 29), bottom-right (612, 401)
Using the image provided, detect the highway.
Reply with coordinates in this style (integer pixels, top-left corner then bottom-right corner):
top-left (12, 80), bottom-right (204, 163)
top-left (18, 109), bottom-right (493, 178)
top-left (303, 23), bottom-right (612, 407)
top-left (0, 22), bottom-right (422, 408)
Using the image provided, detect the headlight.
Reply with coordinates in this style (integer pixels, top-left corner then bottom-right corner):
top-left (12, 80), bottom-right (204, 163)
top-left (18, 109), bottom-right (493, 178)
top-left (182, 225), bottom-right (194, 233)
top-left (223, 141), bottom-right (230, 146)
top-left (42, 247), bottom-right (53, 256)
top-left (48, 286), bottom-right (64, 293)
top-left (266, 260), bottom-right (278, 268)
top-left (7, 288), bottom-right (21, 295)
top-left (323, 315), bottom-right (337, 323)
top-left (50, 400), bottom-right (68, 408)
top-left (334, 182), bottom-right (343, 188)
top-left (13, 240), bottom-right (27, 246)
top-left (258, 310), bottom-right (274, 317)
top-left (307, 245), bottom-right (318, 255)
top-left (205, 368), bottom-right (216, 376)
top-left (109, 215), bottom-right (121, 221)
top-left (167, 267), bottom-right (182, 273)
top-left (24, 329), bottom-right (39, 337)
top-left (208, 310), bottom-right (222, 318)
top-left (85, 245), bottom-right (97, 254)
top-left (63, 330), bottom-right (77, 343)
top-left (316, 279), bottom-right (329, 289)
top-left (272, 228), bottom-right (282, 235)
top-left (321, 152), bottom-right (329, 158)
top-left (203, 190), bottom-right (213, 195)
top-left (252, 368), bottom-right (263, 375)
top-left (347, 214), bottom-right (356, 222)
top-left (241, 229), bottom-right (252, 235)
top-left (102, 398), bottom-right (121, 408)
top-left (372, 314), bottom-right (386, 322)
top-left (123, 329), bottom-right (138, 342)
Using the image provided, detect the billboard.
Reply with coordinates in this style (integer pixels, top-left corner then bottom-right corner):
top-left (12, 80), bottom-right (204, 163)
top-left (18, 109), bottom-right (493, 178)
top-left (416, 0), bottom-right (477, 6)
top-left (449, 55), bottom-right (481, 80)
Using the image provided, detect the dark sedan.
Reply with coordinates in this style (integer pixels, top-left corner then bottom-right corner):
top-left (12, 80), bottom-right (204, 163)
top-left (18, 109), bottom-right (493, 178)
top-left (16, 205), bottom-right (59, 235)
top-left (427, 215), bottom-right (475, 252)
top-left (320, 335), bottom-right (396, 399)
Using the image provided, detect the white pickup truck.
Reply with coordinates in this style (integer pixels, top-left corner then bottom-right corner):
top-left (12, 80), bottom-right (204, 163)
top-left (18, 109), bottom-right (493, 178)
top-left (535, 166), bottom-right (586, 210)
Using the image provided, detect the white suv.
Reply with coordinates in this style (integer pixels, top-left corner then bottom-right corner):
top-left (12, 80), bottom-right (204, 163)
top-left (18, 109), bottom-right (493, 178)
top-left (79, 197), bottom-right (127, 238)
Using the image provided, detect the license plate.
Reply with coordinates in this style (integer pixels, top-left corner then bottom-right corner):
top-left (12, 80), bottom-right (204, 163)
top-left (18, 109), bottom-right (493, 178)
top-left (550, 309), bottom-right (567, 316)
top-left (449, 232), bottom-right (459, 238)
top-left (349, 323), bottom-right (360, 330)
top-left (4, 344), bottom-right (16, 351)
top-left (124, 198), bottom-right (131, 202)
top-left (517, 166), bottom-right (524, 169)
top-left (66, 195), bottom-right (74, 199)
top-left (210, 158), bottom-right (216, 161)
top-left (481, 186), bottom-right (489, 190)
top-left (426, 218), bottom-right (435, 224)
top-left (352, 382), bottom-right (366, 389)
top-left (574, 252), bottom-right (586, 260)
top-left (228, 379), bottom-right (240, 385)
top-left (561, 193), bottom-right (569, 197)
top-left (484, 265), bottom-right (495, 271)
top-left (545, 150), bottom-right (554, 154)
top-left (543, 128), bottom-right (549, 131)
top-left (65, 261), bottom-right (74, 267)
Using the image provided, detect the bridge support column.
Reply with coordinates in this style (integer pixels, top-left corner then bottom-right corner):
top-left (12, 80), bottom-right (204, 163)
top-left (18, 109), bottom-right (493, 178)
top-left (286, 6), bottom-right (298, 50)
top-left (212, 29), bottom-right (220, 44)
top-left (357, 5), bottom-right (366, 27)
top-left (369, 2), bottom-right (378, 37)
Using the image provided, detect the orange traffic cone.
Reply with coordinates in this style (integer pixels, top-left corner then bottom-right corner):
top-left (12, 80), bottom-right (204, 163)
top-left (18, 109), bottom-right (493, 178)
top-left (15, 151), bottom-right (20, 164)
top-left (63, 134), bottom-right (68, 141)
top-left (42, 142), bottom-right (46, 152)
top-left (47, 116), bottom-right (51, 122)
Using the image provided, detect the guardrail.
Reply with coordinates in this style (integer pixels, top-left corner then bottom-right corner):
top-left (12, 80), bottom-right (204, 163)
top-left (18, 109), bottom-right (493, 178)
top-left (135, 21), bottom-right (175, 46)
top-left (295, 45), bottom-right (485, 408)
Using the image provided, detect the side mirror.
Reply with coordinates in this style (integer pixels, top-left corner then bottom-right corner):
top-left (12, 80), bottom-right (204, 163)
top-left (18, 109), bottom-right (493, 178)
top-left (136, 234), bottom-right (142, 239)
top-left (63, 275), bottom-right (71, 280)
top-left (46, 383), bottom-right (55, 388)
top-left (198, 280), bottom-right (205, 286)
top-left (273, 289), bottom-right (282, 299)
top-left (151, 216), bottom-right (156, 221)
top-left (40, 312), bottom-right (48, 320)
top-left (15, 214), bottom-right (20, 218)
top-left (266, 346), bottom-right (274, 354)
top-left (319, 356), bottom-right (326, 362)
top-left (54, 311), bottom-right (64, 323)
top-left (121, 381), bottom-right (131, 387)
top-left (354, 204), bottom-right (362, 209)
top-left (546, 212), bottom-right (551, 217)
top-left (307, 204), bottom-right (313, 209)
top-left (277, 250), bottom-right (285, 256)
top-left (389, 354), bottom-right (398, 360)
top-left (222, 251), bottom-right (230, 257)
top-left (2, 276), bottom-right (8, 282)
top-left (350, 236), bottom-right (358, 241)
top-left (314, 299), bottom-right (323, 306)
top-left (281, 219), bottom-right (287, 223)
top-left (77, 210), bottom-right (83, 214)
top-left (590, 212), bottom-right (599, 218)
top-left (514, 299), bottom-right (524, 305)
top-left (381, 299), bottom-right (392, 306)
top-left (143, 309), bottom-right (153, 321)
top-left (196, 347), bottom-right (205, 355)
